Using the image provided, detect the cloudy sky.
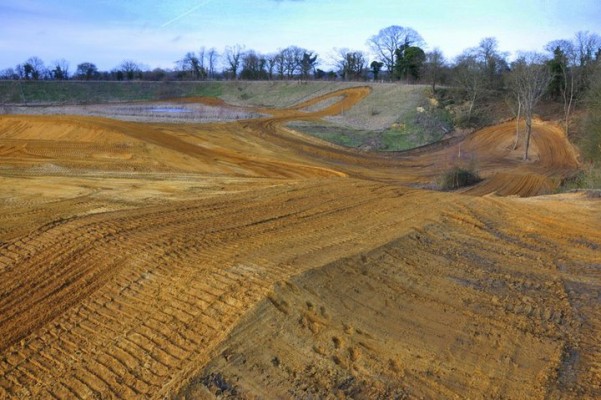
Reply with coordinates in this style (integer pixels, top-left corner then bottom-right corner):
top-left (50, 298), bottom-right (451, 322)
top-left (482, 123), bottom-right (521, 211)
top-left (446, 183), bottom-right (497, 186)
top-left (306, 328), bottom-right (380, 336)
top-left (1, 0), bottom-right (600, 71)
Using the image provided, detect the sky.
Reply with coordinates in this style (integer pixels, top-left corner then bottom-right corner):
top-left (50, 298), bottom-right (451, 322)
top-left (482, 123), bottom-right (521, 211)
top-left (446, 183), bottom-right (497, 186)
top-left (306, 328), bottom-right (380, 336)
top-left (1, 0), bottom-right (600, 72)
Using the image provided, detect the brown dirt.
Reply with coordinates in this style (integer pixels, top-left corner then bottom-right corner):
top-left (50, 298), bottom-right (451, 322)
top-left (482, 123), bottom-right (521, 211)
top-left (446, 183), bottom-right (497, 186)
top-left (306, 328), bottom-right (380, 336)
top-left (0, 86), bottom-right (599, 399)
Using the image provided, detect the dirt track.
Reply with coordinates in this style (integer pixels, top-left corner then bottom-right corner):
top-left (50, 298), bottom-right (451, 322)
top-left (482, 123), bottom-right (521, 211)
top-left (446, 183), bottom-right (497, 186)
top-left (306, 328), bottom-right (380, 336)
top-left (0, 87), bottom-right (600, 399)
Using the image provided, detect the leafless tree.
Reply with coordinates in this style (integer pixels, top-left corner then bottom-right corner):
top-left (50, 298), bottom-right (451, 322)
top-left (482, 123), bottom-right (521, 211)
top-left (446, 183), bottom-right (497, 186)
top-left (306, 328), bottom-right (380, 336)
top-left (425, 48), bottom-right (445, 92)
top-left (546, 31), bottom-right (601, 134)
top-left (119, 60), bottom-right (141, 80)
top-left (265, 53), bottom-right (278, 80)
top-left (207, 48), bottom-right (218, 79)
top-left (240, 50), bottom-right (267, 80)
top-left (198, 47), bottom-right (206, 77)
top-left (22, 57), bottom-right (46, 80)
top-left (335, 48), bottom-right (366, 81)
top-left (547, 39), bottom-right (578, 134)
top-left (273, 51), bottom-right (285, 79)
top-left (475, 37), bottom-right (508, 88)
top-left (180, 52), bottom-right (204, 80)
top-left (51, 59), bottom-right (69, 80)
top-left (508, 53), bottom-right (551, 160)
top-left (280, 46), bottom-right (305, 79)
top-left (453, 53), bottom-right (485, 124)
top-left (225, 44), bottom-right (244, 80)
top-left (368, 25), bottom-right (424, 80)
top-left (505, 74), bottom-right (523, 149)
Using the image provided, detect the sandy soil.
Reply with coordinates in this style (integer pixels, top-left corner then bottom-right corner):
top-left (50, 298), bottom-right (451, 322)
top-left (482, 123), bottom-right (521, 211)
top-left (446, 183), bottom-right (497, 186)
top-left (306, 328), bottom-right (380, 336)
top-left (0, 87), bottom-right (599, 399)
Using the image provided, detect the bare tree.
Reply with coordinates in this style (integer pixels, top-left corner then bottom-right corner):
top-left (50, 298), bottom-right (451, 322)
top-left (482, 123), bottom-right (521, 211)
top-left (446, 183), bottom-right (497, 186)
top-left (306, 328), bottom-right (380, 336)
top-left (505, 73), bottom-right (523, 149)
top-left (225, 44), bottom-right (244, 80)
top-left (279, 46), bottom-right (305, 79)
top-left (367, 25), bottom-right (424, 80)
top-left (22, 57), bottom-right (46, 80)
top-left (453, 53), bottom-right (485, 124)
top-left (547, 39), bottom-right (577, 134)
top-left (207, 48), bottom-right (218, 79)
top-left (51, 59), bottom-right (69, 80)
top-left (0, 68), bottom-right (18, 80)
top-left (335, 48), bottom-right (366, 81)
top-left (425, 48), bottom-right (445, 92)
top-left (76, 62), bottom-right (98, 80)
top-left (546, 31), bottom-right (601, 134)
top-left (266, 53), bottom-right (278, 80)
top-left (180, 52), bottom-right (204, 80)
top-left (119, 60), bottom-right (141, 80)
top-left (271, 51), bottom-right (285, 80)
top-left (475, 37), bottom-right (508, 89)
top-left (508, 53), bottom-right (551, 160)
top-left (240, 50), bottom-right (267, 80)
top-left (198, 47), bottom-right (206, 77)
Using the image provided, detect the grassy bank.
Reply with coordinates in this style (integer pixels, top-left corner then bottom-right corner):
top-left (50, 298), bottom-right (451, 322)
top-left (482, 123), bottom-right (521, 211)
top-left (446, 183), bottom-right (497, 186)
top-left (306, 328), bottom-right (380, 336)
top-left (0, 81), bottom-right (225, 104)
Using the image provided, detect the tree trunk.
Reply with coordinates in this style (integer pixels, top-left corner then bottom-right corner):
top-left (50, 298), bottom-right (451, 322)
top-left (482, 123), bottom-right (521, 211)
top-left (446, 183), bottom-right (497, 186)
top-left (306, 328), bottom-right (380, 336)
top-left (524, 113), bottom-right (532, 160)
top-left (513, 99), bottom-right (521, 150)
top-left (467, 93), bottom-right (476, 124)
top-left (562, 66), bottom-right (575, 135)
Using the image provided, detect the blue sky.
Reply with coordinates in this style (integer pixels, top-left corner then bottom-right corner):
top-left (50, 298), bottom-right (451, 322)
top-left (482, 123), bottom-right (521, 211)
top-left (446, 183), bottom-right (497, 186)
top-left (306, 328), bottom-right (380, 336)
top-left (1, 0), bottom-right (600, 71)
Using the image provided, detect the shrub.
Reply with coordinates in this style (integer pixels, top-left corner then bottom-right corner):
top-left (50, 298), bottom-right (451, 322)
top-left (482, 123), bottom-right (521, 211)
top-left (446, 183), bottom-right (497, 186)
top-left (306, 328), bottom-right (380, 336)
top-left (560, 164), bottom-right (601, 191)
top-left (439, 166), bottom-right (481, 190)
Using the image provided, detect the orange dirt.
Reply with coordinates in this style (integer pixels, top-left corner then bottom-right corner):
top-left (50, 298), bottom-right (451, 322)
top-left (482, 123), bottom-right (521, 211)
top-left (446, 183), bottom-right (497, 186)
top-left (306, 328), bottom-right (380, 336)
top-left (0, 87), bottom-right (599, 399)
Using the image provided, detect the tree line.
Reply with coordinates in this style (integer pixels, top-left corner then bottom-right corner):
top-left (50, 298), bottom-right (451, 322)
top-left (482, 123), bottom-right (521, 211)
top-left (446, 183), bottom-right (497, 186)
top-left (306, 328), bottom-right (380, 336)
top-left (2, 25), bottom-right (600, 159)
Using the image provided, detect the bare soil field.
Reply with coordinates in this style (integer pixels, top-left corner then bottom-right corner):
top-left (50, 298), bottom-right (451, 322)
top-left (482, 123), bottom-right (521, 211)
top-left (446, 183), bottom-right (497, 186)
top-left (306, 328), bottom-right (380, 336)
top-left (0, 86), bottom-right (600, 399)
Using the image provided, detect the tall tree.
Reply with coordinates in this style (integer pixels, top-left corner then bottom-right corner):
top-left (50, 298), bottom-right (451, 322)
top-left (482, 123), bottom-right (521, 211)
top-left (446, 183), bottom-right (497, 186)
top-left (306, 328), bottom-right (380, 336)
top-left (424, 48), bottom-right (445, 92)
top-left (300, 52), bottom-right (318, 80)
top-left (546, 39), bottom-right (578, 134)
top-left (23, 57), bottom-right (45, 80)
top-left (395, 45), bottom-right (425, 82)
top-left (581, 64), bottom-right (601, 163)
top-left (76, 62), bottom-right (98, 80)
top-left (453, 53), bottom-right (486, 124)
top-left (508, 53), bottom-right (551, 160)
top-left (475, 37), bottom-right (508, 89)
top-left (225, 44), bottom-right (244, 80)
top-left (198, 47), bottom-right (206, 77)
top-left (266, 53), bottom-right (278, 80)
top-left (274, 51), bottom-right (285, 80)
top-left (51, 59), bottom-right (69, 80)
top-left (207, 48), bottom-right (219, 79)
top-left (370, 60), bottom-right (384, 81)
top-left (280, 46), bottom-right (305, 79)
top-left (119, 60), bottom-right (141, 80)
top-left (547, 45), bottom-right (567, 100)
top-left (546, 31), bottom-right (600, 134)
top-left (336, 49), bottom-right (366, 81)
top-left (368, 25), bottom-right (424, 80)
top-left (240, 50), bottom-right (267, 80)
top-left (180, 52), bottom-right (204, 80)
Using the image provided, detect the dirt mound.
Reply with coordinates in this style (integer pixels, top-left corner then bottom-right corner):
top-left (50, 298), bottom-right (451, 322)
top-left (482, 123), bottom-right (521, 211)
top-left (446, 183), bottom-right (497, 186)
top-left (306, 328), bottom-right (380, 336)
top-left (0, 86), bottom-right (599, 399)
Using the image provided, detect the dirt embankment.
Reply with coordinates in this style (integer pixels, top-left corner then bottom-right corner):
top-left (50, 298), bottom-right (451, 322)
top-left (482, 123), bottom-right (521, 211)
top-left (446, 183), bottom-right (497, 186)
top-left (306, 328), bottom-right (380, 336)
top-left (0, 86), bottom-right (599, 399)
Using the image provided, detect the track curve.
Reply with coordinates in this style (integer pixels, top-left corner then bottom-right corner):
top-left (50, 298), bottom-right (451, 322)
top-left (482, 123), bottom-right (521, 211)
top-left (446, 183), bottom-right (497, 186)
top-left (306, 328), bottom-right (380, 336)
top-left (0, 85), bottom-right (598, 399)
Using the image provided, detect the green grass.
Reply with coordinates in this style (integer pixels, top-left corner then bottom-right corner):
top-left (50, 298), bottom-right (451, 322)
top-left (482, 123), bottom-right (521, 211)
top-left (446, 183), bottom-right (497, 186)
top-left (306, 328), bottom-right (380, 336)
top-left (0, 81), bottom-right (223, 104)
top-left (380, 129), bottom-right (415, 151)
top-left (313, 130), bottom-right (366, 148)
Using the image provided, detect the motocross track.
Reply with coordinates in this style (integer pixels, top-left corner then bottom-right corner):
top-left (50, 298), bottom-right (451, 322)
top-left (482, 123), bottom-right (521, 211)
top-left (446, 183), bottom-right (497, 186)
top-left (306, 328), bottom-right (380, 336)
top-left (0, 86), bottom-right (600, 399)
